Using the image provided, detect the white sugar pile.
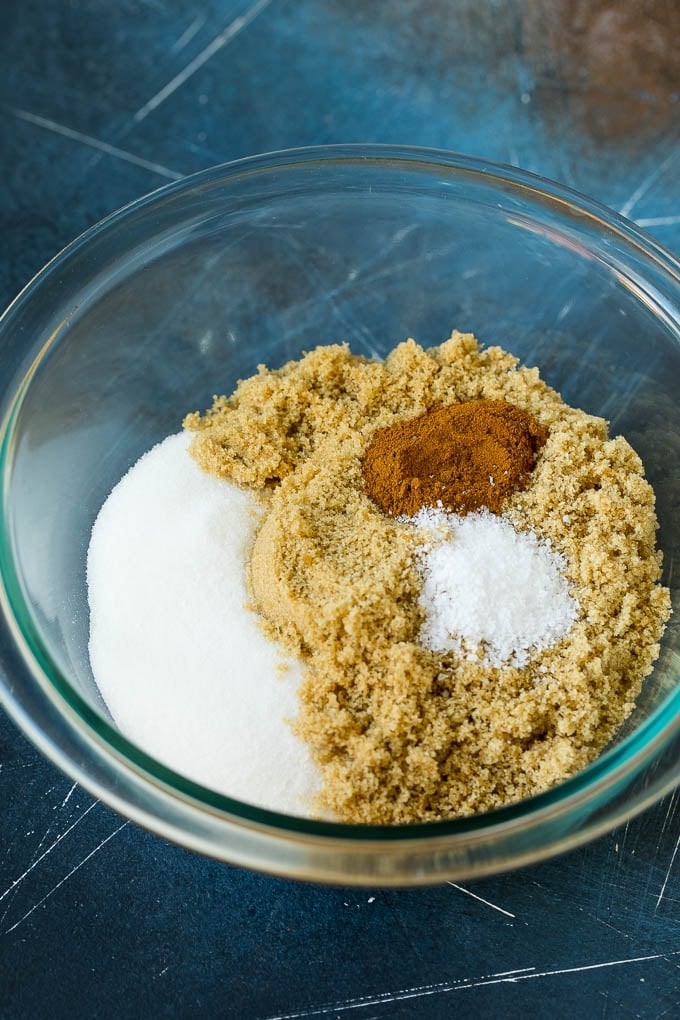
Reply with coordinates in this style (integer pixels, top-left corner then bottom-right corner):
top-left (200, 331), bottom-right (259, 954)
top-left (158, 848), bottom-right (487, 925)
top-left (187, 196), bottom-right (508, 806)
top-left (411, 508), bottom-right (578, 667)
top-left (87, 432), bottom-right (321, 816)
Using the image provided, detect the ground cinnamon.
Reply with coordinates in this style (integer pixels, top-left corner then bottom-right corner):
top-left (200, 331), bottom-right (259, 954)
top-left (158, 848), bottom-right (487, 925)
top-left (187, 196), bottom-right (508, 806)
top-left (362, 399), bottom-right (548, 517)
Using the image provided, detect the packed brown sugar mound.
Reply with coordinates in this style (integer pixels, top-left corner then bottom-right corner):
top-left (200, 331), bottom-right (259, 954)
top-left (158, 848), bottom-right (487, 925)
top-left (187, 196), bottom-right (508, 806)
top-left (185, 332), bottom-right (671, 824)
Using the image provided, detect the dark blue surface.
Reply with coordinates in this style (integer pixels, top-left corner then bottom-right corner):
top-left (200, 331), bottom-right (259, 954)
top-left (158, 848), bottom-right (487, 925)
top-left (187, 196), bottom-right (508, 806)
top-left (1, 2), bottom-right (679, 1017)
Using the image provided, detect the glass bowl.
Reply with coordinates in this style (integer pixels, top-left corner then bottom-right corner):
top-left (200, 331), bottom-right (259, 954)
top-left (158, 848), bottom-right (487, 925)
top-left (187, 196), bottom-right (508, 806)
top-left (0, 145), bottom-right (678, 886)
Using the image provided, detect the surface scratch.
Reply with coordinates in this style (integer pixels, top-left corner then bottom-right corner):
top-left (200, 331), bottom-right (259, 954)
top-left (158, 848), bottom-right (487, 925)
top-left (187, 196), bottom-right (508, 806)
top-left (170, 15), bottom-right (206, 54)
top-left (0, 801), bottom-right (98, 904)
top-left (4, 822), bottom-right (128, 935)
top-left (447, 882), bottom-right (516, 919)
top-left (619, 147), bottom-right (679, 218)
top-left (133, 0), bottom-right (274, 123)
top-left (60, 782), bottom-right (77, 809)
top-left (0, 821), bottom-right (53, 929)
top-left (635, 214), bottom-right (680, 228)
top-left (656, 834), bottom-right (680, 911)
top-left (264, 968), bottom-right (536, 1019)
top-left (265, 952), bottom-right (680, 1018)
top-left (8, 108), bottom-right (183, 180)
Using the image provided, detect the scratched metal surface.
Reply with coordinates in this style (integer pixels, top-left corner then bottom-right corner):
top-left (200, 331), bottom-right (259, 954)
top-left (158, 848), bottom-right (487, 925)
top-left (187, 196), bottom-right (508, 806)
top-left (0, 2), bottom-right (679, 1017)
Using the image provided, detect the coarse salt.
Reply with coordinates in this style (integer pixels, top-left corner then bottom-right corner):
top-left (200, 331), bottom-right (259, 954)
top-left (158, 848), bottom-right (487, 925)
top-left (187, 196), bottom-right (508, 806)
top-left (409, 507), bottom-right (578, 668)
top-left (87, 432), bottom-right (321, 816)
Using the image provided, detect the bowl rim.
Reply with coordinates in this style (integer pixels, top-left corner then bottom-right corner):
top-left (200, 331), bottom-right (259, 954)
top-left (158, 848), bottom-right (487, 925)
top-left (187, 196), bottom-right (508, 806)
top-left (0, 143), bottom-right (678, 876)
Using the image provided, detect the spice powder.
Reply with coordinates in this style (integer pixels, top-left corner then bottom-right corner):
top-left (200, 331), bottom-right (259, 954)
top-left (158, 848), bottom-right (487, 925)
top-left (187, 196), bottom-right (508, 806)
top-left (185, 332), bottom-right (671, 824)
top-left (363, 398), bottom-right (547, 516)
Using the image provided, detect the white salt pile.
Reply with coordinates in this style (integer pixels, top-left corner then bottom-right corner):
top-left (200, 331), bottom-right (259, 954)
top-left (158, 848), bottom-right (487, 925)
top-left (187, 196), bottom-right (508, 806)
top-left (411, 508), bottom-right (578, 668)
top-left (87, 432), bottom-right (321, 816)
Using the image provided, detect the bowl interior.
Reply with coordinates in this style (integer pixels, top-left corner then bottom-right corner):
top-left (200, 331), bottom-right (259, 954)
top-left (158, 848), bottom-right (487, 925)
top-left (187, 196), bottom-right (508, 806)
top-left (2, 152), bottom-right (679, 831)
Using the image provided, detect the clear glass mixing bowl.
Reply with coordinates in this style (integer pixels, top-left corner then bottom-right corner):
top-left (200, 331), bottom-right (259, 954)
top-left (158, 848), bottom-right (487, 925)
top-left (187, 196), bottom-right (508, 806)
top-left (0, 146), bottom-right (678, 885)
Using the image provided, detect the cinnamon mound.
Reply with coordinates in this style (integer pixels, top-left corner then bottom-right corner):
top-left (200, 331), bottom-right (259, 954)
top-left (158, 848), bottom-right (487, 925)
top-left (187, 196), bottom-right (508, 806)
top-left (363, 399), bottom-right (548, 517)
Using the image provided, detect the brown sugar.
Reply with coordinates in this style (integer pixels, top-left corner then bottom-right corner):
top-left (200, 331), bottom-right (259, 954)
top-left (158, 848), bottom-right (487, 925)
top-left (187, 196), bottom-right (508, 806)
top-left (362, 398), bottom-right (548, 517)
top-left (185, 332), bottom-right (671, 824)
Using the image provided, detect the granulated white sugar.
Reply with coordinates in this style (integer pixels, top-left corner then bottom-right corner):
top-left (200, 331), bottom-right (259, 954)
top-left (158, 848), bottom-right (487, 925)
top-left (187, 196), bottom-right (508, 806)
top-left (411, 508), bottom-right (578, 667)
top-left (87, 432), bottom-right (321, 816)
